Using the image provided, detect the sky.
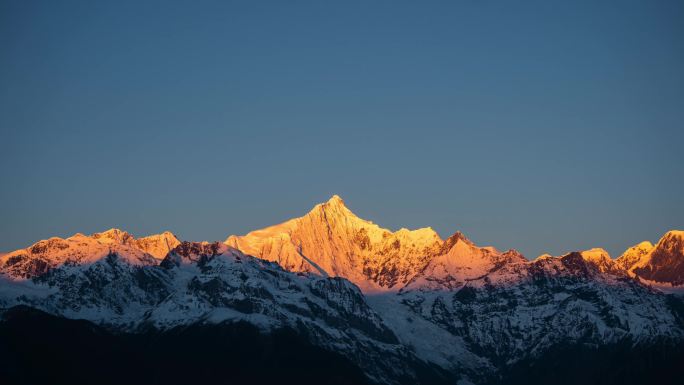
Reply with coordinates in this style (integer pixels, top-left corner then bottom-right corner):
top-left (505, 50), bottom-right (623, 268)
top-left (1, 0), bottom-right (683, 258)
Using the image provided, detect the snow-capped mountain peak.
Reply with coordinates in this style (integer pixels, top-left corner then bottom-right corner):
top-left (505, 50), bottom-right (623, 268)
top-left (225, 195), bottom-right (444, 291)
top-left (1, 197), bottom-right (684, 385)
top-left (629, 230), bottom-right (684, 286)
top-left (580, 247), bottom-right (610, 260)
top-left (657, 230), bottom-right (684, 252)
top-left (402, 231), bottom-right (525, 291)
top-left (616, 241), bottom-right (654, 271)
top-left (91, 228), bottom-right (135, 244)
top-left (134, 231), bottom-right (181, 259)
top-left (577, 248), bottom-right (621, 274)
top-left (322, 194), bottom-right (347, 208)
top-left (88, 228), bottom-right (181, 259)
top-left (0, 229), bottom-right (181, 279)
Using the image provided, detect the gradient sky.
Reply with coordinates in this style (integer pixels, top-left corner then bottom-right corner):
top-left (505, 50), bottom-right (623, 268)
top-left (1, 0), bottom-right (683, 258)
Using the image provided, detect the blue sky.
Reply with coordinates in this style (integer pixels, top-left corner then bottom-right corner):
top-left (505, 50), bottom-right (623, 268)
top-left (1, 0), bottom-right (683, 258)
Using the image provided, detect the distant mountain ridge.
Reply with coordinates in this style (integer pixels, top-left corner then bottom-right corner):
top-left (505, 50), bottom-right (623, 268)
top-left (3, 196), bottom-right (681, 289)
top-left (1, 195), bottom-right (683, 385)
top-left (225, 195), bottom-right (683, 290)
top-left (0, 229), bottom-right (180, 279)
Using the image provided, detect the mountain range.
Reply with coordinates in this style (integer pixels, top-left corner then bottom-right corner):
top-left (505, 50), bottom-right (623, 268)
top-left (1, 196), bottom-right (683, 385)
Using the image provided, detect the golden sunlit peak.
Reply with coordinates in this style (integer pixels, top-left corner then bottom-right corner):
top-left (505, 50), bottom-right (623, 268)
top-left (95, 228), bottom-right (130, 236)
top-left (662, 230), bottom-right (684, 240)
top-left (580, 248), bottom-right (611, 262)
top-left (92, 228), bottom-right (133, 243)
top-left (326, 194), bottom-right (346, 206)
top-left (144, 230), bottom-right (178, 240)
top-left (313, 194), bottom-right (352, 215)
top-left (445, 231), bottom-right (474, 245)
top-left (534, 254), bottom-right (555, 261)
top-left (635, 241), bottom-right (655, 249)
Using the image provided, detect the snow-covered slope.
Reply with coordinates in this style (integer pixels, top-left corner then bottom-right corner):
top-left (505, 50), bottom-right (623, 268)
top-left (382, 249), bottom-right (682, 382)
top-left (0, 240), bottom-right (441, 385)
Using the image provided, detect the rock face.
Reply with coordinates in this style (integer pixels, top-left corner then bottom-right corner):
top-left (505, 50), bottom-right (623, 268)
top-left (1, 196), bottom-right (683, 385)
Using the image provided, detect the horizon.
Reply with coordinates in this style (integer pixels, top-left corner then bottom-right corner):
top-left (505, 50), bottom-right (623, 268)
top-left (2, 1), bottom-right (683, 258)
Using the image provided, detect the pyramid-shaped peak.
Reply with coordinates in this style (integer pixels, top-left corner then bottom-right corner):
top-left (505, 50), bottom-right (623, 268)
top-left (502, 248), bottom-right (527, 262)
top-left (326, 194), bottom-right (346, 206)
top-left (311, 195), bottom-right (356, 217)
top-left (442, 231), bottom-right (474, 250)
